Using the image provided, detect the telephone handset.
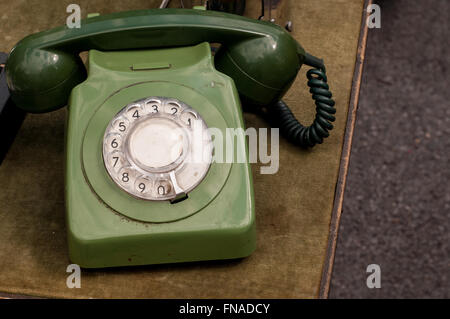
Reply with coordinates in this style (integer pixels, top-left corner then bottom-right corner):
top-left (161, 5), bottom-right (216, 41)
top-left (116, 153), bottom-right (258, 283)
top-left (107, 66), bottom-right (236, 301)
top-left (6, 8), bottom-right (335, 147)
top-left (5, 9), bottom-right (335, 267)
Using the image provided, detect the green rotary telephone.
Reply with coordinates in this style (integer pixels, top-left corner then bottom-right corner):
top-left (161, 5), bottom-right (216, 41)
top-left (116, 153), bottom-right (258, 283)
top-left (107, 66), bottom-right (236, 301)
top-left (5, 9), bottom-right (335, 268)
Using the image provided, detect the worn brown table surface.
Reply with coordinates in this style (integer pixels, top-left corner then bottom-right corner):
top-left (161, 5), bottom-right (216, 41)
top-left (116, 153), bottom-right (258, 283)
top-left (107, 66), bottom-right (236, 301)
top-left (0, 0), bottom-right (367, 298)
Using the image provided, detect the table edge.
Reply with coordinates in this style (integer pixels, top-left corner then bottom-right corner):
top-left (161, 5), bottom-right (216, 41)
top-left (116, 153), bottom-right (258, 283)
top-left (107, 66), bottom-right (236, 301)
top-left (318, 0), bottom-right (373, 299)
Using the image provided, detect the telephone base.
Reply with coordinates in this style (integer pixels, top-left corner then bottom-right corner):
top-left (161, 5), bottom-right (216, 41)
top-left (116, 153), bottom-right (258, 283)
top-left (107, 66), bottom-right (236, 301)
top-left (65, 43), bottom-right (255, 268)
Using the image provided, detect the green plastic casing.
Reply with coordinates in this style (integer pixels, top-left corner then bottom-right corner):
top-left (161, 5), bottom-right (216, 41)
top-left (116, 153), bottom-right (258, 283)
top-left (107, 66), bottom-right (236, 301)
top-left (66, 42), bottom-right (255, 268)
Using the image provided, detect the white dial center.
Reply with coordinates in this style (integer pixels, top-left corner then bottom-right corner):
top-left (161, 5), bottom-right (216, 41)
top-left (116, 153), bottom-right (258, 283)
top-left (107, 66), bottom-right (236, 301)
top-left (128, 117), bottom-right (184, 169)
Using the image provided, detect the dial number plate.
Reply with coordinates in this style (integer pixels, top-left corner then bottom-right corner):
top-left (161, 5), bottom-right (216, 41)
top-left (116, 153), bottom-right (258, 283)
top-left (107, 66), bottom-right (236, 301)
top-left (102, 97), bottom-right (212, 201)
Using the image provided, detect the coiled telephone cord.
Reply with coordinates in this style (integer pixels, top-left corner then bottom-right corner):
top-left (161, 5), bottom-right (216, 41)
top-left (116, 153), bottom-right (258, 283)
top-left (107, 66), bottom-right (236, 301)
top-left (271, 55), bottom-right (336, 148)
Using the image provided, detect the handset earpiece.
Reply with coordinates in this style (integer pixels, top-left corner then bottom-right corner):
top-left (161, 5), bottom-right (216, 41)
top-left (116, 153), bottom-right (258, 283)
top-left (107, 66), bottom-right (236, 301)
top-left (6, 45), bottom-right (86, 113)
top-left (214, 35), bottom-right (304, 106)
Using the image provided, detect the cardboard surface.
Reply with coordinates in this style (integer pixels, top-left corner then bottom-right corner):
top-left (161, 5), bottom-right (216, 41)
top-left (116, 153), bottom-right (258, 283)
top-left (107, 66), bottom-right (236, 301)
top-left (0, 0), bottom-right (365, 298)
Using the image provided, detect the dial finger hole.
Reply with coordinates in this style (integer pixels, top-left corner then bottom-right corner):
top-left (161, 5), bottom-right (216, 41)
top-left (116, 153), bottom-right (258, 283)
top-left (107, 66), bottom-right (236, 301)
top-left (107, 151), bottom-right (126, 172)
top-left (145, 100), bottom-right (161, 114)
top-left (180, 111), bottom-right (198, 128)
top-left (165, 102), bottom-right (181, 117)
top-left (134, 176), bottom-right (152, 195)
top-left (105, 134), bottom-right (123, 153)
top-left (126, 104), bottom-right (143, 122)
top-left (118, 167), bottom-right (136, 188)
top-left (112, 117), bottom-right (130, 134)
top-left (155, 179), bottom-right (172, 197)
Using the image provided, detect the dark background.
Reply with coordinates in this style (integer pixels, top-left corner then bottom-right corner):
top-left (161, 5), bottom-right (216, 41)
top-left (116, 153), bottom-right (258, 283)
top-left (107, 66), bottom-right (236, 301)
top-left (329, 0), bottom-right (449, 298)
